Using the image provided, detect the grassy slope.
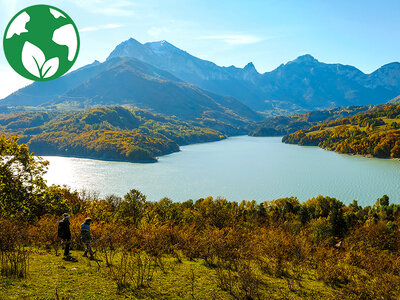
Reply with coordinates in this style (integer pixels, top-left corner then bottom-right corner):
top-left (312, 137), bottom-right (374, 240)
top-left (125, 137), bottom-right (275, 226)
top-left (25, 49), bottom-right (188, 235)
top-left (0, 249), bottom-right (337, 300)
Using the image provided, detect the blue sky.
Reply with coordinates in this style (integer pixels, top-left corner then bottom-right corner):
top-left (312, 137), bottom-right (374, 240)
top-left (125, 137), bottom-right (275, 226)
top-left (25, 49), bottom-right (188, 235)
top-left (1, 0), bottom-right (400, 98)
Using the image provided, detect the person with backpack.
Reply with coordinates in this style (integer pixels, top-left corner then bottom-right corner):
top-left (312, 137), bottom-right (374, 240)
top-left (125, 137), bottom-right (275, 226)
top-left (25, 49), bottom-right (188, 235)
top-left (80, 217), bottom-right (94, 260)
top-left (58, 213), bottom-right (72, 257)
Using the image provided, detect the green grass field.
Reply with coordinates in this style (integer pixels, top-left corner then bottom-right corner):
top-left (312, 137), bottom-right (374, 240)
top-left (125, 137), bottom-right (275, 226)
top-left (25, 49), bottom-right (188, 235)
top-left (0, 248), bottom-right (340, 300)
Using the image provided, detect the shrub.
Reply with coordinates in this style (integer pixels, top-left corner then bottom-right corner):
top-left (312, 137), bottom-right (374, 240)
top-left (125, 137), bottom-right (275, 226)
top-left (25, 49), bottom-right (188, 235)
top-left (316, 259), bottom-right (350, 287)
top-left (216, 259), bottom-right (262, 299)
top-left (0, 218), bottom-right (29, 279)
top-left (309, 217), bottom-right (334, 243)
top-left (108, 250), bottom-right (158, 293)
top-left (28, 214), bottom-right (60, 254)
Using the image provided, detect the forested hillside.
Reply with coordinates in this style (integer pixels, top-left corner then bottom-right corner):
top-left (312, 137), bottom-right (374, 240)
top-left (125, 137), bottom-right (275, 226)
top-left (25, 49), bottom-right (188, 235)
top-left (283, 103), bottom-right (400, 158)
top-left (249, 105), bottom-right (372, 136)
top-left (0, 106), bottom-right (226, 162)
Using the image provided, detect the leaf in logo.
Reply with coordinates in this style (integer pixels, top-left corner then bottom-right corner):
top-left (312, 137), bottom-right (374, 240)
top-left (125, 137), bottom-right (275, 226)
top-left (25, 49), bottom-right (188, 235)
top-left (42, 57), bottom-right (59, 78)
top-left (21, 41), bottom-right (60, 79)
top-left (22, 41), bottom-right (45, 78)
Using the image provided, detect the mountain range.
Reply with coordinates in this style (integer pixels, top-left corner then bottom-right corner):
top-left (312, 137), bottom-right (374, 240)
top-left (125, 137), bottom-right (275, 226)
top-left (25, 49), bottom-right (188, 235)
top-left (2, 56), bottom-right (260, 126)
top-left (2, 37), bottom-right (400, 119)
top-left (107, 39), bottom-right (400, 112)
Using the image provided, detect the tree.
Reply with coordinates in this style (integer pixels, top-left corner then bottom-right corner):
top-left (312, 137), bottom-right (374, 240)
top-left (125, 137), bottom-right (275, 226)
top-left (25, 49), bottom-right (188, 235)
top-left (116, 189), bottom-right (147, 227)
top-left (310, 217), bottom-right (333, 243)
top-left (328, 208), bottom-right (347, 237)
top-left (0, 135), bottom-right (49, 220)
top-left (377, 195), bottom-right (390, 207)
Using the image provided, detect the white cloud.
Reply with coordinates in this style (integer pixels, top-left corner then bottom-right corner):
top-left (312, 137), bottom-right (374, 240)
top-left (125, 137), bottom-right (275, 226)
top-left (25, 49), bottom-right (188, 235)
top-left (199, 34), bottom-right (265, 45)
top-left (80, 27), bottom-right (97, 32)
top-left (80, 24), bottom-right (122, 33)
top-left (104, 24), bottom-right (122, 29)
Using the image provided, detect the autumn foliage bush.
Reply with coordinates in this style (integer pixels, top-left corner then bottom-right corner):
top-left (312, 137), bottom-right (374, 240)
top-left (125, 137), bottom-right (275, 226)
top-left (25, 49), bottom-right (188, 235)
top-left (4, 190), bottom-right (394, 298)
top-left (0, 218), bottom-right (29, 279)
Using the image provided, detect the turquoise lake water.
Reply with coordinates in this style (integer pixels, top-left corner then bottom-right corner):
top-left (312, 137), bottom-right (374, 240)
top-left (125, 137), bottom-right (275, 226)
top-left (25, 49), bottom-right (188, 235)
top-left (43, 136), bottom-right (400, 206)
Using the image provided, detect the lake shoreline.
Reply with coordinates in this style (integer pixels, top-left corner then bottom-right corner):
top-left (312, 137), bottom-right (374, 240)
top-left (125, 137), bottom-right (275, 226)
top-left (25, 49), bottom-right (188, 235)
top-left (43, 136), bottom-right (400, 205)
top-left (35, 134), bottom-right (238, 164)
top-left (282, 138), bottom-right (400, 161)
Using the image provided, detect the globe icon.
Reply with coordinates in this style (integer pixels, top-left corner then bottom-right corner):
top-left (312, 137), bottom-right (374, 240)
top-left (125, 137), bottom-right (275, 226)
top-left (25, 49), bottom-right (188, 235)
top-left (3, 5), bottom-right (80, 81)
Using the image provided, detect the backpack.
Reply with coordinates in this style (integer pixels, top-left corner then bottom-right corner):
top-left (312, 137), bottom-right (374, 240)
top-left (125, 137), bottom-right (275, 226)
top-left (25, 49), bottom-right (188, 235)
top-left (58, 219), bottom-right (66, 239)
top-left (81, 223), bottom-right (91, 242)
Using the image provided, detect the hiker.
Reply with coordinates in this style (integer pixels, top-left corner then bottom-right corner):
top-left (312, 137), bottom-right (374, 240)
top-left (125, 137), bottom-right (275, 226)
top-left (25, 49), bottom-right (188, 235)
top-left (81, 217), bottom-right (94, 259)
top-left (58, 213), bottom-right (72, 257)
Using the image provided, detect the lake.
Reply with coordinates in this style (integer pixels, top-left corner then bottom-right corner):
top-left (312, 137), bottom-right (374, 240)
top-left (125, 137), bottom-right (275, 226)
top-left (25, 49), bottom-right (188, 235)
top-left (43, 136), bottom-right (400, 206)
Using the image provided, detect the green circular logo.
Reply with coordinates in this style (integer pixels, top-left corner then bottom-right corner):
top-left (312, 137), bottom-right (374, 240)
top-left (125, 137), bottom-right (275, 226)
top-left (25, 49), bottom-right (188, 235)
top-left (3, 5), bottom-right (80, 81)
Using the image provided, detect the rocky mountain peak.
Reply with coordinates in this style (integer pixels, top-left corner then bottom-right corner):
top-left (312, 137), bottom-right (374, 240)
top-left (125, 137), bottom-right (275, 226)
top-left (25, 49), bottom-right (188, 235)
top-left (244, 62), bottom-right (257, 72)
top-left (292, 54), bottom-right (318, 64)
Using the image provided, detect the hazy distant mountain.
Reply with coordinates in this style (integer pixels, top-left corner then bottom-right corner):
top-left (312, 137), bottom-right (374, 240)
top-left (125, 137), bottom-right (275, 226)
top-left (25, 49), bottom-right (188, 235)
top-left (259, 55), bottom-right (398, 110)
top-left (108, 39), bottom-right (400, 113)
top-left (1, 56), bottom-right (260, 126)
top-left (388, 94), bottom-right (400, 103)
top-left (2, 60), bottom-right (103, 107)
top-left (249, 105), bottom-right (373, 137)
top-left (367, 62), bottom-right (400, 89)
